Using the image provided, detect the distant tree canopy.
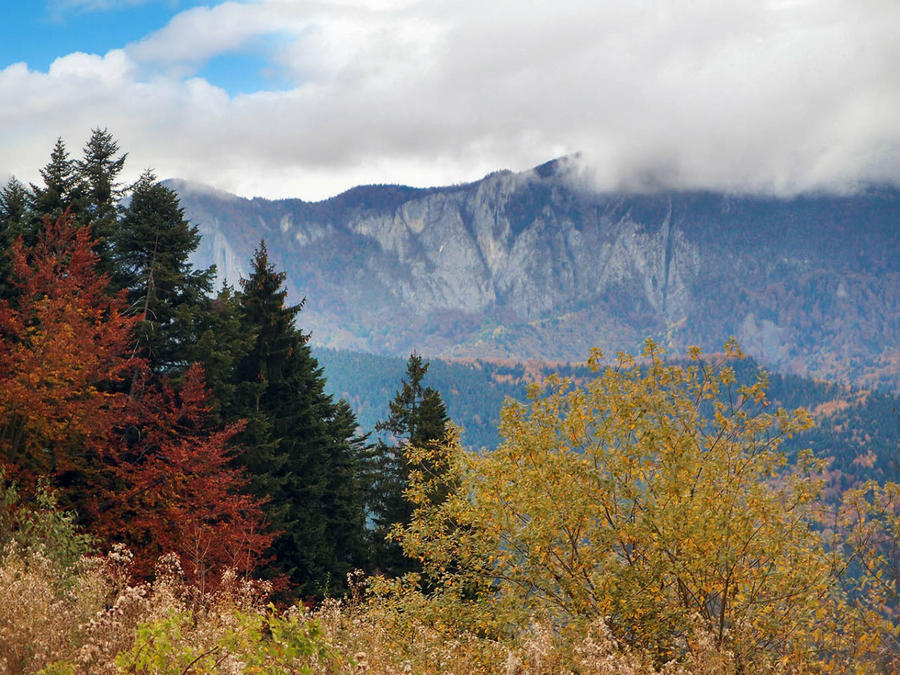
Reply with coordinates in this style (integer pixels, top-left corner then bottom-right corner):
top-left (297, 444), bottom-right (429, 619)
top-left (315, 346), bottom-right (900, 485)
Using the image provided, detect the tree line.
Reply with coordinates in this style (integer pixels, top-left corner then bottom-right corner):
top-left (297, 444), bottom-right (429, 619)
top-left (0, 130), bottom-right (450, 598)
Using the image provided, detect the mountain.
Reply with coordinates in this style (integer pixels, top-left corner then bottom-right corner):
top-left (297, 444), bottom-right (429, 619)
top-left (168, 158), bottom-right (900, 391)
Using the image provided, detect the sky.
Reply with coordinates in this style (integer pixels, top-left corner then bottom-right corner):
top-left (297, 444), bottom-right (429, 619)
top-left (1, 0), bottom-right (898, 201)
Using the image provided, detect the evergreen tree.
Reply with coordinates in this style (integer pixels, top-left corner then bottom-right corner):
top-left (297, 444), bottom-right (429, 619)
top-left (0, 177), bottom-right (29, 229)
top-left (0, 177), bottom-right (30, 299)
top-left (229, 243), bottom-right (300, 572)
top-left (30, 138), bottom-right (83, 222)
top-left (371, 353), bottom-right (450, 576)
top-left (189, 284), bottom-right (257, 418)
top-left (113, 170), bottom-right (215, 377)
top-left (76, 128), bottom-right (127, 269)
top-left (233, 241), bottom-right (304, 405)
top-left (325, 399), bottom-right (373, 576)
top-left (230, 242), bottom-right (369, 597)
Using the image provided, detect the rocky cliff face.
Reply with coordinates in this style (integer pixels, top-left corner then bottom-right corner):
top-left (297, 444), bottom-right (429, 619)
top-left (169, 159), bottom-right (900, 391)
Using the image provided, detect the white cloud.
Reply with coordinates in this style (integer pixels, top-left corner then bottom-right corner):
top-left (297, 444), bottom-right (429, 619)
top-left (127, 1), bottom-right (284, 65)
top-left (48, 49), bottom-right (135, 81)
top-left (5, 0), bottom-right (900, 199)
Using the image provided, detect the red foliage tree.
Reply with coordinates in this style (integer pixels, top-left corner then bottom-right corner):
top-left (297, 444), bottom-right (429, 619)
top-left (0, 211), bottom-right (136, 502)
top-left (105, 364), bottom-right (274, 587)
top-left (0, 211), bottom-right (272, 587)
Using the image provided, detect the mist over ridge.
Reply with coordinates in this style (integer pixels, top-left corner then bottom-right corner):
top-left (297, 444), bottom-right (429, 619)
top-left (171, 156), bottom-right (900, 392)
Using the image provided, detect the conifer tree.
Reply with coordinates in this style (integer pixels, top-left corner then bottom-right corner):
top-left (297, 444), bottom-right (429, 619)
top-left (77, 128), bottom-right (127, 270)
top-left (325, 399), bottom-right (373, 575)
top-left (113, 170), bottom-right (215, 377)
top-left (230, 242), bottom-right (369, 596)
top-left (0, 178), bottom-right (30, 299)
top-left (30, 138), bottom-right (83, 223)
top-left (189, 284), bottom-right (257, 417)
top-left (0, 177), bottom-right (28, 230)
top-left (229, 243), bottom-right (298, 568)
top-left (371, 353), bottom-right (450, 576)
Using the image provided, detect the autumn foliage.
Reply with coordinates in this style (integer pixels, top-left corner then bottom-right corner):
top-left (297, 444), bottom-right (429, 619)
top-left (106, 364), bottom-right (272, 585)
top-left (381, 340), bottom-right (880, 670)
top-left (0, 212), bottom-right (271, 585)
top-left (0, 211), bottom-right (135, 492)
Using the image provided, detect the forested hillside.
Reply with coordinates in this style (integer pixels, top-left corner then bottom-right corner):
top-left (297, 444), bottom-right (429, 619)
top-left (316, 347), bottom-right (900, 487)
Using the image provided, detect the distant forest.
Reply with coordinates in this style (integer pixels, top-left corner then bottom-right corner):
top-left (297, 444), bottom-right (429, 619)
top-left (317, 348), bottom-right (900, 487)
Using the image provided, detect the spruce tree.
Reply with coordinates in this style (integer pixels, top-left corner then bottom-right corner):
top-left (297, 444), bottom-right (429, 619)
top-left (77, 128), bottom-right (127, 270)
top-left (231, 242), bottom-right (369, 597)
top-left (325, 399), bottom-right (373, 576)
top-left (189, 284), bottom-right (256, 417)
top-left (0, 177), bottom-right (29, 229)
top-left (30, 137), bottom-right (83, 223)
top-left (371, 353), bottom-right (450, 576)
top-left (0, 177), bottom-right (30, 299)
top-left (113, 170), bottom-right (215, 377)
top-left (229, 242), bottom-right (298, 562)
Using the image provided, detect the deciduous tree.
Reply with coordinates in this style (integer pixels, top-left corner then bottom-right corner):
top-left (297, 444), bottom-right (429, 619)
top-left (837, 480), bottom-right (900, 668)
top-left (391, 340), bottom-right (866, 670)
top-left (0, 211), bottom-right (136, 505)
top-left (105, 364), bottom-right (272, 587)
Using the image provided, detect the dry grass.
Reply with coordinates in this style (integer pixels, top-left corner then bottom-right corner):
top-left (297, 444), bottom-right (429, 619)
top-left (0, 546), bottom-right (748, 675)
top-left (0, 551), bottom-right (874, 674)
top-left (0, 544), bottom-right (272, 674)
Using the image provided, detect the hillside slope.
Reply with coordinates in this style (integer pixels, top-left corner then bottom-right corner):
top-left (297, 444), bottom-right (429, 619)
top-left (314, 348), bottom-right (900, 487)
top-left (171, 158), bottom-right (900, 390)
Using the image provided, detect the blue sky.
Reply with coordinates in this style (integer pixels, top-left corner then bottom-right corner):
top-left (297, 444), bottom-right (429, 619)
top-left (0, 2), bottom-right (288, 96)
top-left (1, 0), bottom-right (898, 200)
top-left (0, 3), bottom-right (197, 74)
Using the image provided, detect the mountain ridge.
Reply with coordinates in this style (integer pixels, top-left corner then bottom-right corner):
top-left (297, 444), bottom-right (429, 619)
top-left (168, 158), bottom-right (900, 391)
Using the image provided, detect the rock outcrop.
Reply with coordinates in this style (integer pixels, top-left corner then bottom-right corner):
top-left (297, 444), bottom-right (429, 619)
top-left (169, 159), bottom-right (900, 390)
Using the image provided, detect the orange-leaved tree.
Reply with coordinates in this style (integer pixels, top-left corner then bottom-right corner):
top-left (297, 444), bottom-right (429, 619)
top-left (0, 211), bottom-right (272, 587)
top-left (0, 210), bottom-right (136, 508)
top-left (103, 363), bottom-right (274, 587)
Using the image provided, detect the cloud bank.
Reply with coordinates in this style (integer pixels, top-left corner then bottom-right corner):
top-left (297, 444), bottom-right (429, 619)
top-left (3, 0), bottom-right (899, 199)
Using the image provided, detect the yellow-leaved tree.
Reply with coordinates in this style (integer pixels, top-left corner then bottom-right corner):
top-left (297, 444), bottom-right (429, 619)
top-left (836, 480), bottom-right (900, 666)
top-left (383, 339), bottom-right (878, 671)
